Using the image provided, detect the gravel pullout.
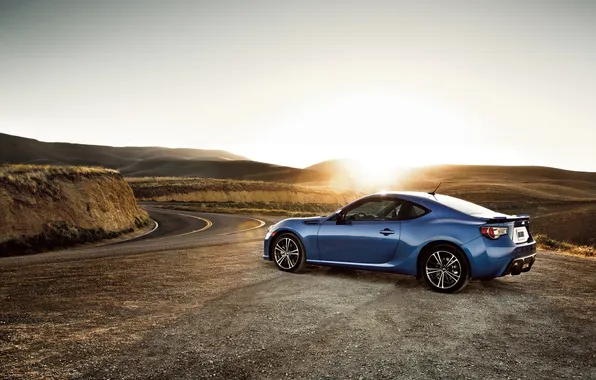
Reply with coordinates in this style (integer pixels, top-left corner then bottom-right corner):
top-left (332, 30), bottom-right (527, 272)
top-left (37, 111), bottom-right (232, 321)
top-left (1, 240), bottom-right (594, 379)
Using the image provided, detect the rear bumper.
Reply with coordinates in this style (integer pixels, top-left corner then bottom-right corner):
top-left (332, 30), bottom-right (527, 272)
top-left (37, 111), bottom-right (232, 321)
top-left (502, 253), bottom-right (536, 276)
top-left (461, 237), bottom-right (537, 279)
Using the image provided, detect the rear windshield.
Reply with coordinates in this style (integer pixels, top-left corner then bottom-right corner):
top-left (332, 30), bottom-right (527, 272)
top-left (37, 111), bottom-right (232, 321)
top-left (434, 194), bottom-right (497, 216)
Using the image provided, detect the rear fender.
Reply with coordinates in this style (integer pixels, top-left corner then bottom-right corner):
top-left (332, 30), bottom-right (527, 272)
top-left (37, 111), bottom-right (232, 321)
top-left (415, 239), bottom-right (473, 278)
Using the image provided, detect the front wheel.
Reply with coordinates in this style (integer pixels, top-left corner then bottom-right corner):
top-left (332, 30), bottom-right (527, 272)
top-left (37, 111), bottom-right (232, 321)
top-left (272, 233), bottom-right (306, 273)
top-left (422, 246), bottom-right (470, 293)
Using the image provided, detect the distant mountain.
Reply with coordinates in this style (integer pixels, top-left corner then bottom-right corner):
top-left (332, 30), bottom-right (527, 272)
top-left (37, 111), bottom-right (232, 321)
top-left (406, 164), bottom-right (596, 184)
top-left (4, 133), bottom-right (596, 187)
top-left (0, 133), bottom-right (327, 182)
top-left (0, 133), bottom-right (247, 166)
top-left (307, 158), bottom-right (596, 193)
top-left (308, 158), bottom-right (596, 183)
top-left (306, 158), bottom-right (355, 173)
top-left (306, 158), bottom-right (362, 182)
top-left (119, 157), bottom-right (328, 182)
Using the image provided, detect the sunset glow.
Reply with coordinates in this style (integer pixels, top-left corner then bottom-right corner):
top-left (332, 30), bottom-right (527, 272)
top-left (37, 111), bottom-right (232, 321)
top-left (1, 1), bottom-right (595, 171)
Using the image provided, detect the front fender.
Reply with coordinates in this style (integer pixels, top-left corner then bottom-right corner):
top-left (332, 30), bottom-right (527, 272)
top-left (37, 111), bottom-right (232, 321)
top-left (264, 221), bottom-right (321, 261)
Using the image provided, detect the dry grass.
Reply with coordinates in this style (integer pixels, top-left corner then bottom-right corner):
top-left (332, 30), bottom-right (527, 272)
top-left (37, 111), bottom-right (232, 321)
top-left (535, 234), bottom-right (596, 257)
top-left (0, 163), bottom-right (118, 177)
top-left (0, 164), bottom-right (121, 191)
top-left (154, 202), bottom-right (340, 217)
top-left (128, 177), bottom-right (362, 204)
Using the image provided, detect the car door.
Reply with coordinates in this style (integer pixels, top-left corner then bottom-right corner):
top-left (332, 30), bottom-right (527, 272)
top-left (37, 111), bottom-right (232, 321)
top-left (317, 196), bottom-right (402, 264)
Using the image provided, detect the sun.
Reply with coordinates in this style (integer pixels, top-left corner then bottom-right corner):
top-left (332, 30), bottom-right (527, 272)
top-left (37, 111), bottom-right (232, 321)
top-left (301, 90), bottom-right (481, 188)
top-left (334, 156), bottom-right (411, 191)
top-left (349, 158), bottom-right (392, 186)
top-left (261, 89), bottom-right (480, 175)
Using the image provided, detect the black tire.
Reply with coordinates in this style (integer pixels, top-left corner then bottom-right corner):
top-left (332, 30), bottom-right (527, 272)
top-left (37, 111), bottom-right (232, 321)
top-left (272, 233), bottom-right (306, 273)
top-left (421, 244), bottom-right (470, 293)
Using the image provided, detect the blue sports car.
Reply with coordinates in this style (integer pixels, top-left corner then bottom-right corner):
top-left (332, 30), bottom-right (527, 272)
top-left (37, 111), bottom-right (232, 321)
top-left (263, 191), bottom-right (536, 293)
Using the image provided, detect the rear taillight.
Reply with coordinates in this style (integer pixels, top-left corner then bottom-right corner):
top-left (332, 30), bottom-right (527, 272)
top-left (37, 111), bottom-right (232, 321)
top-left (480, 226), bottom-right (508, 239)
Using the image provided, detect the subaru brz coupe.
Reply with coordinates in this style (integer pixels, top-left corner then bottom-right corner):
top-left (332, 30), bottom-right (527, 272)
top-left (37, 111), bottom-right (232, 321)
top-left (263, 191), bottom-right (536, 293)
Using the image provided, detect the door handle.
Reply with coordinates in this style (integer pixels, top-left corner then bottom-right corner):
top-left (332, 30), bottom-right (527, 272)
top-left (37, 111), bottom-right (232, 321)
top-left (379, 228), bottom-right (395, 236)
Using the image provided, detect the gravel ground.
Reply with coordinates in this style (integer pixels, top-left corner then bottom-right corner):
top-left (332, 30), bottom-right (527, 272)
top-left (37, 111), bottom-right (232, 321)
top-left (1, 241), bottom-right (595, 379)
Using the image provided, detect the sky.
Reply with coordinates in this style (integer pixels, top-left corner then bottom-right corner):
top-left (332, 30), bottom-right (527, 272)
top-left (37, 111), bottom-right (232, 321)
top-left (1, 0), bottom-right (595, 171)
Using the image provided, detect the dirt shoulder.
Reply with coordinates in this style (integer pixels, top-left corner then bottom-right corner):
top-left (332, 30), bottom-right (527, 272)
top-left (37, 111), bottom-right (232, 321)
top-left (0, 165), bottom-right (150, 256)
top-left (1, 242), bottom-right (594, 379)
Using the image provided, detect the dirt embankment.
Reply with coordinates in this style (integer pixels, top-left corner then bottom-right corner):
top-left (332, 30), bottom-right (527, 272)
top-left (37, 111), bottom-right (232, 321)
top-left (0, 165), bottom-right (150, 256)
top-left (128, 177), bottom-right (361, 204)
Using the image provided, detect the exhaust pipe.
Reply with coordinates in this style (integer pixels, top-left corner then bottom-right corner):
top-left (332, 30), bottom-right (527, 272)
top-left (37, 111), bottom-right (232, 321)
top-left (510, 260), bottom-right (523, 275)
top-left (504, 253), bottom-right (535, 276)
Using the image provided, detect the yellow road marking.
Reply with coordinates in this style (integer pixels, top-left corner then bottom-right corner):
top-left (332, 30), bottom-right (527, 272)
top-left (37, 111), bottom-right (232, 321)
top-left (142, 206), bottom-right (267, 238)
top-left (173, 213), bottom-right (213, 237)
top-left (210, 218), bottom-right (266, 237)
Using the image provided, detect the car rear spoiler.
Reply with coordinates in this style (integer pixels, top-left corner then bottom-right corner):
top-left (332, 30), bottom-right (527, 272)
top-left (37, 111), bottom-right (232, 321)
top-left (481, 215), bottom-right (530, 224)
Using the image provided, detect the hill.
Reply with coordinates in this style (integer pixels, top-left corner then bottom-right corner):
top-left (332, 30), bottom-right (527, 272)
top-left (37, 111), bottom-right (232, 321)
top-left (0, 164), bottom-right (150, 256)
top-left (0, 133), bottom-right (329, 182)
top-left (308, 160), bottom-right (596, 198)
top-left (118, 158), bottom-right (328, 182)
top-left (306, 158), bottom-right (355, 173)
top-left (397, 165), bottom-right (596, 208)
top-left (0, 133), bottom-right (248, 166)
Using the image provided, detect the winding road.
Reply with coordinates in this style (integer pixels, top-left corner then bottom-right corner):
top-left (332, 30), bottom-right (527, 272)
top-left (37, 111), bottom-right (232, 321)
top-left (0, 206), bottom-right (275, 266)
top-left (1, 205), bottom-right (595, 380)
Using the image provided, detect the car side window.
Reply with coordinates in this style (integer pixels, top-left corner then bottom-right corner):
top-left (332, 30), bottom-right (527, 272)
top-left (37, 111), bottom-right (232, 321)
top-left (399, 202), bottom-right (430, 220)
top-left (344, 199), bottom-right (402, 222)
top-left (328, 212), bottom-right (340, 222)
top-left (412, 205), bottom-right (427, 217)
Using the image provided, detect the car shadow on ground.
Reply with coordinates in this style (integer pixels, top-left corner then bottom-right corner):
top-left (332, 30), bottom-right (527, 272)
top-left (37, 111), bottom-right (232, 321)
top-left (303, 265), bottom-right (424, 289)
top-left (297, 264), bottom-right (526, 294)
top-left (470, 277), bottom-right (527, 292)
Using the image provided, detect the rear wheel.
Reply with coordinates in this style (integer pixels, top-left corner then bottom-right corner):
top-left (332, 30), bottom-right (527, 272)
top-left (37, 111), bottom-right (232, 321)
top-left (422, 245), bottom-right (470, 293)
top-left (272, 233), bottom-right (305, 273)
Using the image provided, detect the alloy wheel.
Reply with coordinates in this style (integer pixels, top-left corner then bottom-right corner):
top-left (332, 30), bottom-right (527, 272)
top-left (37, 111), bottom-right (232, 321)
top-left (425, 250), bottom-right (462, 290)
top-left (274, 237), bottom-right (300, 270)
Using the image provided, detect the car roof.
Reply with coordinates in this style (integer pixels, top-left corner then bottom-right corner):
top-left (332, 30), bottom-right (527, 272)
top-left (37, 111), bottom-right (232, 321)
top-left (368, 191), bottom-right (435, 203)
top-left (367, 191), bottom-right (506, 218)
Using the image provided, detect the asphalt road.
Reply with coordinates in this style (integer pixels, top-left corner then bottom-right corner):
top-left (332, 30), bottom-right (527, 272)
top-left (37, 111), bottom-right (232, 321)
top-left (0, 206), bottom-right (271, 266)
top-left (1, 206), bottom-right (595, 379)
